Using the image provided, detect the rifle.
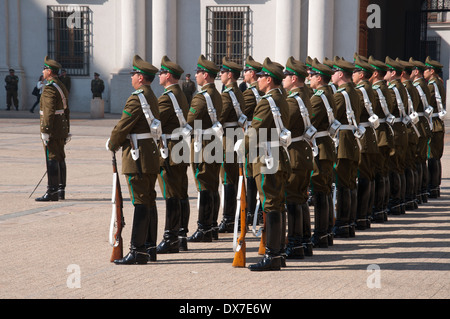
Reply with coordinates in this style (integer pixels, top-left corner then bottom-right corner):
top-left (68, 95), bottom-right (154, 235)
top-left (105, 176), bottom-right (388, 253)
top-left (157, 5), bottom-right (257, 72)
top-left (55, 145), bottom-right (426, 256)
top-left (109, 151), bottom-right (125, 262)
top-left (232, 164), bottom-right (247, 267)
top-left (258, 212), bottom-right (266, 255)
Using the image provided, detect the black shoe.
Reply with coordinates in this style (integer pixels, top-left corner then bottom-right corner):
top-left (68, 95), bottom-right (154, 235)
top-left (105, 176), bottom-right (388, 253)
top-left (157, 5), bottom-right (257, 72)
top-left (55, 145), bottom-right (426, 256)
top-left (285, 244), bottom-right (305, 259)
top-left (178, 236), bottom-right (188, 251)
top-left (146, 247), bottom-right (157, 261)
top-left (187, 229), bottom-right (212, 242)
top-left (156, 238), bottom-right (179, 254)
top-left (114, 249), bottom-right (148, 265)
top-left (58, 189), bottom-right (65, 200)
top-left (35, 191), bottom-right (58, 202)
top-left (218, 220), bottom-right (234, 233)
top-left (302, 242), bottom-right (313, 256)
top-left (311, 233), bottom-right (328, 248)
top-left (248, 254), bottom-right (281, 271)
top-left (333, 225), bottom-right (349, 238)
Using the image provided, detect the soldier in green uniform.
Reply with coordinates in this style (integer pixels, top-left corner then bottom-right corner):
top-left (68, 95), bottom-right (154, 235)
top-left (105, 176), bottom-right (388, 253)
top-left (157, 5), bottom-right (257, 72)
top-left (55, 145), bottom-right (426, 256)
top-left (5, 69), bottom-right (19, 110)
top-left (423, 56), bottom-right (446, 198)
top-left (217, 57), bottom-right (246, 233)
top-left (59, 70), bottom-right (71, 94)
top-left (186, 55), bottom-right (223, 243)
top-left (330, 57), bottom-right (362, 238)
top-left (282, 56), bottom-right (314, 258)
top-left (352, 55), bottom-right (379, 230)
top-left (155, 55), bottom-right (191, 254)
top-left (107, 55), bottom-right (160, 264)
top-left (36, 56), bottom-right (70, 202)
top-left (384, 56), bottom-right (409, 215)
top-left (409, 57), bottom-right (433, 203)
top-left (247, 57), bottom-right (290, 271)
top-left (397, 58), bottom-right (422, 210)
top-left (91, 73), bottom-right (105, 99)
top-left (242, 56), bottom-right (263, 225)
top-left (308, 59), bottom-right (337, 248)
top-left (368, 56), bottom-right (396, 222)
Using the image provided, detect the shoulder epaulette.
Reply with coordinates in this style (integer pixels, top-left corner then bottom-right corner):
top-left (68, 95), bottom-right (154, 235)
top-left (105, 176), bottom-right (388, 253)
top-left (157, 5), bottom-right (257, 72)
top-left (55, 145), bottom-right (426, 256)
top-left (261, 93), bottom-right (272, 99)
top-left (314, 90), bottom-right (324, 97)
top-left (336, 87), bottom-right (345, 93)
top-left (197, 89), bottom-right (207, 94)
top-left (163, 89), bottom-right (173, 95)
top-left (429, 80), bottom-right (436, 85)
top-left (355, 84), bottom-right (364, 89)
top-left (223, 87), bottom-right (232, 93)
top-left (413, 81), bottom-right (420, 87)
top-left (372, 84), bottom-right (380, 90)
top-left (388, 83), bottom-right (395, 89)
top-left (287, 91), bottom-right (299, 98)
top-left (132, 89), bottom-right (144, 95)
top-left (46, 80), bottom-right (54, 86)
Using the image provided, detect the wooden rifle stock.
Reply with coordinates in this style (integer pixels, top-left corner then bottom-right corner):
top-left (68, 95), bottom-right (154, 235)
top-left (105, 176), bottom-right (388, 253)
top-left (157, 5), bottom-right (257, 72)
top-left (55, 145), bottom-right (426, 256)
top-left (258, 212), bottom-right (266, 255)
top-left (232, 164), bottom-right (247, 267)
top-left (110, 151), bottom-right (125, 262)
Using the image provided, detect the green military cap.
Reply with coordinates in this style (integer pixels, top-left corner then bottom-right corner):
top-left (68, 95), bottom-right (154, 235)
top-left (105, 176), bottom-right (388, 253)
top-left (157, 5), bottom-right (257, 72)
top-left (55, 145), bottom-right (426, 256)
top-left (196, 54), bottom-right (220, 75)
top-left (160, 55), bottom-right (184, 76)
top-left (368, 55), bottom-right (388, 72)
top-left (332, 56), bottom-right (356, 73)
top-left (425, 56), bottom-right (443, 70)
top-left (44, 56), bottom-right (62, 73)
top-left (395, 58), bottom-right (414, 72)
top-left (221, 56), bottom-right (243, 74)
top-left (9, 69), bottom-right (15, 73)
top-left (284, 56), bottom-right (308, 78)
top-left (310, 58), bottom-right (333, 77)
top-left (409, 57), bottom-right (427, 71)
top-left (354, 54), bottom-right (374, 73)
top-left (323, 57), bottom-right (334, 68)
top-left (385, 56), bottom-right (404, 73)
top-left (244, 56), bottom-right (263, 72)
top-left (354, 52), bottom-right (368, 63)
top-left (305, 56), bottom-right (313, 69)
top-left (132, 55), bottom-right (158, 76)
top-left (257, 57), bottom-right (285, 81)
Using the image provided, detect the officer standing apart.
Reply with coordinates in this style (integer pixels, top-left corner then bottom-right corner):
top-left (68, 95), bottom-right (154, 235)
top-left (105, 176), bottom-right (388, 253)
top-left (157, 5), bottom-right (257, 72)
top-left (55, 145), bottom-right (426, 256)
top-left (59, 69), bottom-right (71, 95)
top-left (186, 55), bottom-right (223, 243)
top-left (282, 56), bottom-right (314, 258)
top-left (242, 56), bottom-right (263, 226)
top-left (156, 55), bottom-right (191, 254)
top-left (424, 56), bottom-right (446, 198)
top-left (308, 59), bottom-right (337, 248)
top-left (107, 55), bottom-right (160, 264)
top-left (5, 69), bottom-right (19, 110)
top-left (217, 57), bottom-right (246, 233)
top-left (331, 57), bottom-right (362, 239)
top-left (247, 57), bottom-right (291, 271)
top-left (91, 72), bottom-right (105, 99)
top-left (36, 56), bottom-right (70, 202)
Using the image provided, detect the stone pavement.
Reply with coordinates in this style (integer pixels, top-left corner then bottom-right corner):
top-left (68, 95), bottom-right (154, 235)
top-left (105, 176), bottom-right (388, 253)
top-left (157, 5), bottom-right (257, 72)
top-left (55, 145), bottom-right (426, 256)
top-left (0, 110), bottom-right (449, 301)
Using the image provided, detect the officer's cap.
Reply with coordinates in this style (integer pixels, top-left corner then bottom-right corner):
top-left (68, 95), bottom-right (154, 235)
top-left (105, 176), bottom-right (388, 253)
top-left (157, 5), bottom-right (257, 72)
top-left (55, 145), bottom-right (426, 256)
top-left (9, 69), bottom-right (14, 73)
top-left (196, 54), bottom-right (220, 76)
top-left (44, 56), bottom-right (62, 73)
top-left (305, 56), bottom-right (313, 69)
top-left (385, 56), bottom-right (404, 73)
top-left (132, 55), bottom-right (158, 76)
top-left (368, 56), bottom-right (388, 72)
top-left (354, 52), bottom-right (368, 63)
top-left (257, 57), bottom-right (285, 81)
top-left (395, 58), bottom-right (414, 72)
top-left (160, 55), bottom-right (184, 77)
top-left (322, 57), bottom-right (334, 68)
top-left (425, 56), bottom-right (443, 70)
top-left (409, 57), bottom-right (427, 71)
top-left (332, 56), bottom-right (356, 73)
top-left (94, 72), bottom-right (100, 76)
top-left (354, 54), bottom-right (374, 73)
top-left (244, 56), bottom-right (263, 72)
top-left (221, 56), bottom-right (243, 74)
top-left (284, 56), bottom-right (308, 79)
top-left (310, 58), bottom-right (333, 77)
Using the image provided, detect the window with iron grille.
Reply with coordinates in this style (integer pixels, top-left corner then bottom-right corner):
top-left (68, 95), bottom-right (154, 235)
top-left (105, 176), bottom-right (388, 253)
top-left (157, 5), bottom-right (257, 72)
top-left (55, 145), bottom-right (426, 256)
top-left (206, 6), bottom-right (250, 70)
top-left (47, 5), bottom-right (91, 76)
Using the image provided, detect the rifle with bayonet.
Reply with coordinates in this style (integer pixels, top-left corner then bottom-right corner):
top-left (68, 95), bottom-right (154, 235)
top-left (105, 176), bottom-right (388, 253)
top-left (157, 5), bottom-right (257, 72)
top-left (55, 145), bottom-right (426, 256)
top-left (109, 151), bottom-right (125, 262)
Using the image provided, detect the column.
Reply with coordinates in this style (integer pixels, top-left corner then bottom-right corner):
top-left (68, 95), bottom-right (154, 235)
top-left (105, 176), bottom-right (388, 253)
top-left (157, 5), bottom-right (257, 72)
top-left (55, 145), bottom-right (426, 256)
top-left (307, 0), bottom-right (334, 61)
top-left (152, 0), bottom-right (177, 64)
top-left (275, 0), bottom-right (301, 64)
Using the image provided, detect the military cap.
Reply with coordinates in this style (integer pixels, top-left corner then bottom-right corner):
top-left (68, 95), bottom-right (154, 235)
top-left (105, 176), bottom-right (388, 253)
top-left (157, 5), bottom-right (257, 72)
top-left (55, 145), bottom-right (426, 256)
top-left (132, 55), bottom-right (158, 76)
top-left (305, 56), bottom-right (313, 69)
top-left (244, 56), bottom-right (263, 72)
top-left (221, 56), bottom-right (243, 74)
top-left (196, 54), bottom-right (220, 75)
top-left (385, 56), bottom-right (404, 73)
top-left (257, 57), bottom-right (285, 81)
top-left (323, 57), bottom-right (334, 68)
top-left (332, 56), bottom-right (356, 73)
top-left (284, 56), bottom-right (308, 78)
top-left (354, 54), bottom-right (374, 73)
top-left (160, 55), bottom-right (184, 77)
top-left (9, 69), bottom-right (14, 73)
top-left (44, 56), bottom-right (62, 73)
top-left (94, 72), bottom-right (100, 76)
top-left (409, 57), bottom-right (427, 71)
top-left (368, 56), bottom-right (388, 72)
top-left (395, 58), bottom-right (414, 72)
top-left (425, 56), bottom-right (443, 70)
top-left (354, 52), bottom-right (368, 63)
top-left (310, 58), bottom-right (333, 77)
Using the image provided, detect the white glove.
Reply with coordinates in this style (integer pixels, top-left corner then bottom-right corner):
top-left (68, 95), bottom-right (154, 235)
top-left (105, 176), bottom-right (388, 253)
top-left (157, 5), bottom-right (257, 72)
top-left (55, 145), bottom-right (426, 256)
top-left (106, 138), bottom-right (111, 151)
top-left (65, 133), bottom-right (72, 144)
top-left (41, 133), bottom-right (50, 145)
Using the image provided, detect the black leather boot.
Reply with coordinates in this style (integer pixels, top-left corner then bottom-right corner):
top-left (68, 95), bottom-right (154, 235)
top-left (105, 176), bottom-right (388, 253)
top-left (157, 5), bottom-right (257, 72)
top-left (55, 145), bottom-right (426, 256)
top-left (246, 177), bottom-right (258, 225)
top-left (157, 198), bottom-right (181, 254)
top-left (178, 198), bottom-right (190, 251)
top-left (404, 168), bottom-right (416, 211)
top-left (188, 190), bottom-right (213, 242)
top-left (211, 190), bottom-right (220, 240)
top-left (421, 161), bottom-right (429, 203)
top-left (356, 177), bottom-right (371, 230)
top-left (218, 184), bottom-right (237, 233)
top-left (333, 187), bottom-right (351, 238)
top-left (58, 160), bottom-right (67, 200)
top-left (248, 211), bottom-right (282, 271)
top-left (348, 188), bottom-right (357, 237)
top-left (428, 158), bottom-right (439, 198)
top-left (35, 159), bottom-right (60, 202)
top-left (115, 204), bottom-right (150, 265)
top-left (311, 192), bottom-right (329, 248)
top-left (300, 203), bottom-right (313, 256)
top-left (145, 204), bottom-right (158, 261)
top-left (286, 203), bottom-right (304, 259)
top-left (388, 172), bottom-right (402, 215)
top-left (372, 173), bottom-right (385, 223)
